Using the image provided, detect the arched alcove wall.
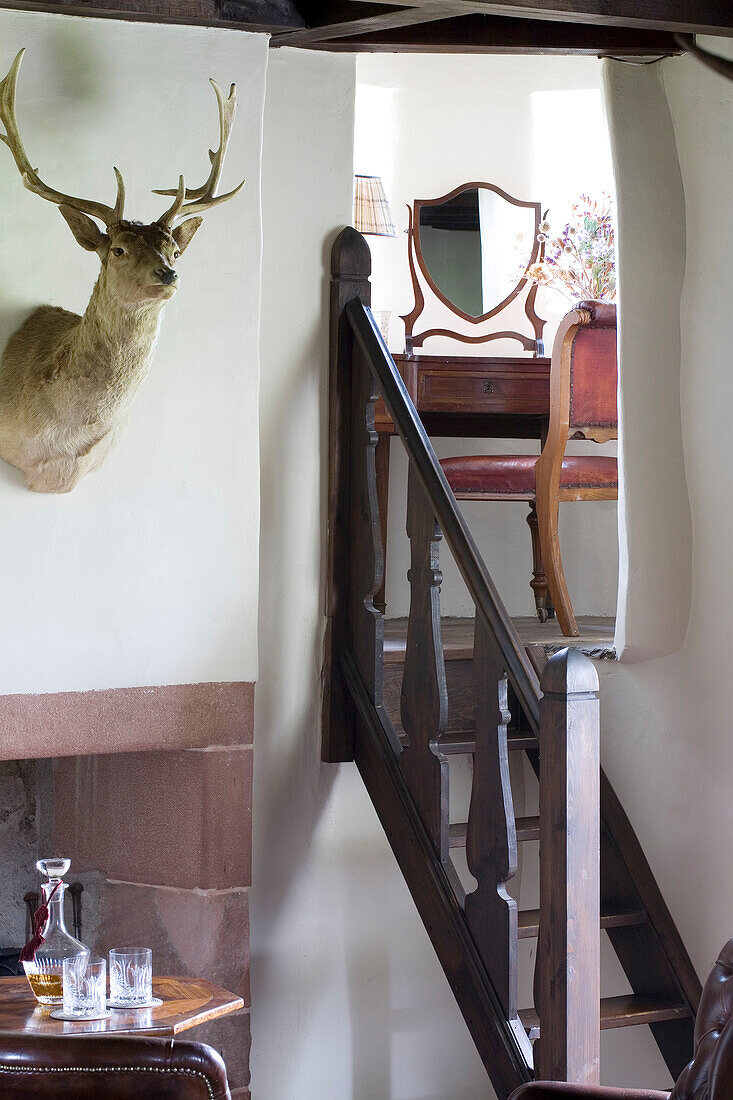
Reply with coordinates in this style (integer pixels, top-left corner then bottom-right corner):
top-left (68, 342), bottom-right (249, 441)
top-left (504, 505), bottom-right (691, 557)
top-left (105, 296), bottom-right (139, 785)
top-left (603, 60), bottom-right (692, 661)
top-left (593, 50), bottom-right (733, 1070)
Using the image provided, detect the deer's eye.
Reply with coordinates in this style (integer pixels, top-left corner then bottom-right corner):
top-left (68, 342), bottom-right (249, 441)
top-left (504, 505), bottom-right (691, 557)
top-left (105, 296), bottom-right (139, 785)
top-left (112, 247), bottom-right (125, 257)
top-left (173, 251), bottom-right (180, 260)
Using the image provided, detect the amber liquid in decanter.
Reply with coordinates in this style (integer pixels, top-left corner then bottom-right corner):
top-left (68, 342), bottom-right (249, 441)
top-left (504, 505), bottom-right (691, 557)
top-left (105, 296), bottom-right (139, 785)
top-left (26, 971), bottom-right (64, 1000)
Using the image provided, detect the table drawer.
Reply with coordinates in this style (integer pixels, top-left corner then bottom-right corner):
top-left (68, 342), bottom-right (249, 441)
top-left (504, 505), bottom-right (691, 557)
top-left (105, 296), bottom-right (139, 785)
top-left (418, 368), bottom-right (549, 415)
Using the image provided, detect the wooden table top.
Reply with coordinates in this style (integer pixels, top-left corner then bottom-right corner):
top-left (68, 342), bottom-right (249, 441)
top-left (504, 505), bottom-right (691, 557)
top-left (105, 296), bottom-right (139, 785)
top-left (0, 976), bottom-right (244, 1037)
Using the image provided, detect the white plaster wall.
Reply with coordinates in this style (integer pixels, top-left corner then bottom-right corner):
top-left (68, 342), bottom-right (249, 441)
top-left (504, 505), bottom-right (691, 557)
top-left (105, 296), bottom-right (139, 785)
top-left (602, 61), bottom-right (692, 661)
top-left (0, 13), bottom-right (265, 692)
top-left (253, 48), bottom-right (489, 1100)
top-left (255, 44), bottom-right (733, 1098)
top-left (592, 43), bottom-right (733, 1089)
top-left (356, 54), bottom-right (618, 619)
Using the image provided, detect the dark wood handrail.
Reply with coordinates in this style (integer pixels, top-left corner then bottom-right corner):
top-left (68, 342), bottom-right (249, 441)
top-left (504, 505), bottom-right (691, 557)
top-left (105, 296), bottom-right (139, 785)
top-left (345, 297), bottom-right (541, 731)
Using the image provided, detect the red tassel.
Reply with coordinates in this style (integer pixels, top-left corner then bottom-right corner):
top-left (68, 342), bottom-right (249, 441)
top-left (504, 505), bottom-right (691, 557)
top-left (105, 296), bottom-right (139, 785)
top-left (20, 880), bottom-right (61, 963)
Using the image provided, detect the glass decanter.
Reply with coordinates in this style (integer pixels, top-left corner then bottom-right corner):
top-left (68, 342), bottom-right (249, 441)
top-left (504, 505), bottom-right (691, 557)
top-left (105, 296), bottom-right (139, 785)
top-left (22, 858), bottom-right (89, 1006)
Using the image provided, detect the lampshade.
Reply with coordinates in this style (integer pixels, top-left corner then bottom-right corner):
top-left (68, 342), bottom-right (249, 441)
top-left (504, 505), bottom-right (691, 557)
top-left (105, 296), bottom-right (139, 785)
top-left (354, 175), bottom-right (396, 237)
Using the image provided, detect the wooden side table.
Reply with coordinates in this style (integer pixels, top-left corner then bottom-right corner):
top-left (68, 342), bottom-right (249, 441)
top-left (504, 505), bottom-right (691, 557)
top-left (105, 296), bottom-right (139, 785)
top-left (0, 976), bottom-right (244, 1038)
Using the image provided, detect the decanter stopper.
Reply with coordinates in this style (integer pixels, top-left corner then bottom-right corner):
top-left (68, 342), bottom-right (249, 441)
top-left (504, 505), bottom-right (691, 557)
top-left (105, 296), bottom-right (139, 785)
top-left (36, 857), bottom-right (71, 880)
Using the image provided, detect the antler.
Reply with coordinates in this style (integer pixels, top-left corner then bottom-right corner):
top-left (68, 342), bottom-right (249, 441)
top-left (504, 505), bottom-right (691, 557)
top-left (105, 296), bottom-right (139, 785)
top-left (0, 49), bottom-right (125, 227)
top-left (154, 78), bottom-right (245, 229)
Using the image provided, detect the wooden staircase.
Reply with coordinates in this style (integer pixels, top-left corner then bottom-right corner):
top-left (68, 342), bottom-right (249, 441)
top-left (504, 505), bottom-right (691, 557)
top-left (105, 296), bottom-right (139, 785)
top-left (324, 228), bottom-right (701, 1097)
top-left (384, 618), bottom-right (699, 1071)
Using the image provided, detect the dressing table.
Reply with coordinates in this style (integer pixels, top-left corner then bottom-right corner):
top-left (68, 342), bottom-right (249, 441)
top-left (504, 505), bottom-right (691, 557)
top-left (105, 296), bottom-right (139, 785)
top-left (375, 182), bottom-right (551, 604)
top-left (375, 352), bottom-right (550, 439)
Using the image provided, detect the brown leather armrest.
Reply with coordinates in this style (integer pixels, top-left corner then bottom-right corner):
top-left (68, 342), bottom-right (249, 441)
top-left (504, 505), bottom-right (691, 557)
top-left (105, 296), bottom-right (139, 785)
top-left (0, 1032), bottom-right (231, 1099)
top-left (710, 1015), bottom-right (733, 1098)
top-left (671, 938), bottom-right (733, 1100)
top-left (510, 1084), bottom-right (670, 1100)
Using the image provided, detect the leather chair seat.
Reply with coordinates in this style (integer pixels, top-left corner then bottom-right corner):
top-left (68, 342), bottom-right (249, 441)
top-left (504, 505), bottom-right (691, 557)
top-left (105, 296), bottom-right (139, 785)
top-left (440, 454), bottom-right (618, 497)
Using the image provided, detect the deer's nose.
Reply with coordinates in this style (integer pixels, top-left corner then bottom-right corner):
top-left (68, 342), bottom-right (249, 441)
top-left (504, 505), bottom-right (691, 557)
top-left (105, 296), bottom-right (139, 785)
top-left (155, 267), bottom-right (177, 286)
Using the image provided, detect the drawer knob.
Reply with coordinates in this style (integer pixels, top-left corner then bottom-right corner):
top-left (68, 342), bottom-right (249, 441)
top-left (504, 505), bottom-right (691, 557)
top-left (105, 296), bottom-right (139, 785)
top-left (483, 380), bottom-right (494, 394)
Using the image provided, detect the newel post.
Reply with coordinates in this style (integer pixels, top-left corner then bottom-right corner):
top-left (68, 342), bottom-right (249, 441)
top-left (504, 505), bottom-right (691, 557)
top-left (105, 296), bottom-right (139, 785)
top-left (534, 648), bottom-right (600, 1083)
top-left (323, 228), bottom-right (372, 763)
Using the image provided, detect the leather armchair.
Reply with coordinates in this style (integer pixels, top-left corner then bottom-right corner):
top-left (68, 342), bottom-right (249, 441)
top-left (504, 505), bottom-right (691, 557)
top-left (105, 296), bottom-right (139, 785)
top-left (510, 939), bottom-right (733, 1100)
top-left (0, 1032), bottom-right (231, 1098)
top-left (509, 1087), bottom-right (668, 1100)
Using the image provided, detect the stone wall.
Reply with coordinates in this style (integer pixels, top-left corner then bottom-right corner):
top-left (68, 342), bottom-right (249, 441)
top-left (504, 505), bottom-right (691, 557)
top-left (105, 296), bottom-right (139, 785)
top-left (52, 736), bottom-right (253, 1094)
top-left (0, 741), bottom-right (252, 1093)
top-left (0, 760), bottom-right (51, 950)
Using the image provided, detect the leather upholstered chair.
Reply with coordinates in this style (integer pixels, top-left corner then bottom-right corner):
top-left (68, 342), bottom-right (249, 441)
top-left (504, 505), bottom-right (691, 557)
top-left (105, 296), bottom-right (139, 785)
top-left (440, 301), bottom-right (618, 637)
top-left (0, 1032), bottom-right (232, 1098)
top-left (509, 938), bottom-right (733, 1100)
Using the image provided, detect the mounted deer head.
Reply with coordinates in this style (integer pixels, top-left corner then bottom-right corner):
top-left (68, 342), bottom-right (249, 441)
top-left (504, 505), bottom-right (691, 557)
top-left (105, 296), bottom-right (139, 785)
top-left (0, 49), bottom-right (245, 493)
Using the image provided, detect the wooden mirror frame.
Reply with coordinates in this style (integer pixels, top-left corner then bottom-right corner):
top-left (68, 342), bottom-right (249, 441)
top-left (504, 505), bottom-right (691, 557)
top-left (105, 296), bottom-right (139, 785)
top-left (400, 181), bottom-right (546, 355)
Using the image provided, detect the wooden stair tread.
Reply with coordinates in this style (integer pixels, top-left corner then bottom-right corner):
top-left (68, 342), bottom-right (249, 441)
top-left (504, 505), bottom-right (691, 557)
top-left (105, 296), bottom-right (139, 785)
top-left (440, 731), bottom-right (476, 755)
top-left (440, 728), bottom-right (537, 756)
top-left (450, 816), bottom-right (539, 848)
top-left (520, 996), bottom-right (692, 1037)
top-left (517, 905), bottom-right (648, 940)
top-left (384, 615), bottom-right (615, 663)
top-left (506, 730), bottom-right (539, 752)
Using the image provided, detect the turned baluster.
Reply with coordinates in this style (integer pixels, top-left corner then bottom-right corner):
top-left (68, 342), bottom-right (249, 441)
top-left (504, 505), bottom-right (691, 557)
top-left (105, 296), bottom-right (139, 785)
top-left (399, 462), bottom-right (449, 858)
top-left (534, 648), bottom-right (600, 1082)
top-left (465, 613), bottom-right (531, 1061)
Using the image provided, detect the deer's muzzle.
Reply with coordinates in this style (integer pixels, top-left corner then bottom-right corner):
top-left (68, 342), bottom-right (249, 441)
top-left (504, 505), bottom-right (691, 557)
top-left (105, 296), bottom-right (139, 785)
top-left (155, 267), bottom-right (178, 286)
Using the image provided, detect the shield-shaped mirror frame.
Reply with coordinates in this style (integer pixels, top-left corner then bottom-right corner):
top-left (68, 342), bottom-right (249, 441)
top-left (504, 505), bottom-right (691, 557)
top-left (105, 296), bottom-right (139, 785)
top-left (402, 181), bottom-right (546, 354)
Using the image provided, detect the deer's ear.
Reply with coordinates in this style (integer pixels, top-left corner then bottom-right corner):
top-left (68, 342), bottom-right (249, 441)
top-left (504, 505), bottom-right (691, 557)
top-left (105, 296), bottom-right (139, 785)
top-left (58, 205), bottom-right (109, 252)
top-left (172, 217), bottom-right (203, 255)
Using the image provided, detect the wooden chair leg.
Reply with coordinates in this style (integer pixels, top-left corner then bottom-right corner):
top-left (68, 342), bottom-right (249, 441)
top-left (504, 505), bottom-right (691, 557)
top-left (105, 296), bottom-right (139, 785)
top-left (536, 488), bottom-right (578, 638)
top-left (526, 502), bottom-right (550, 623)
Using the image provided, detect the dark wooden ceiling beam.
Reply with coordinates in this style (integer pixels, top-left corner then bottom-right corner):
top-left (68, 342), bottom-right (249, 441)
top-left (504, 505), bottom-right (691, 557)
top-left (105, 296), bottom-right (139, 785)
top-left (0, 0), bottom-right (727, 41)
top-left (0, 0), bottom-right (305, 29)
top-left (273, 3), bottom-right (478, 46)
top-left (296, 12), bottom-right (681, 53)
top-left (325, 0), bottom-right (733, 37)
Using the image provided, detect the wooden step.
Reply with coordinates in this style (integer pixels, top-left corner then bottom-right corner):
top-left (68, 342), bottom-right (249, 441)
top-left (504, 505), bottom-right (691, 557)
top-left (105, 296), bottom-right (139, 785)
top-left (440, 731), bottom-right (477, 756)
top-left (439, 728), bottom-right (537, 756)
top-left (383, 616), bottom-right (616, 663)
top-left (520, 995), bottom-right (692, 1040)
top-left (517, 905), bottom-right (648, 940)
top-left (449, 815), bottom-right (539, 848)
top-left (506, 730), bottom-right (539, 753)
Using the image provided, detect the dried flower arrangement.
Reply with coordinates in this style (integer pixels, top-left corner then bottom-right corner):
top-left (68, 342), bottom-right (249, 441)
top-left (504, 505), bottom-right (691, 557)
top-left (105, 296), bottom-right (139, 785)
top-left (524, 194), bottom-right (616, 304)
